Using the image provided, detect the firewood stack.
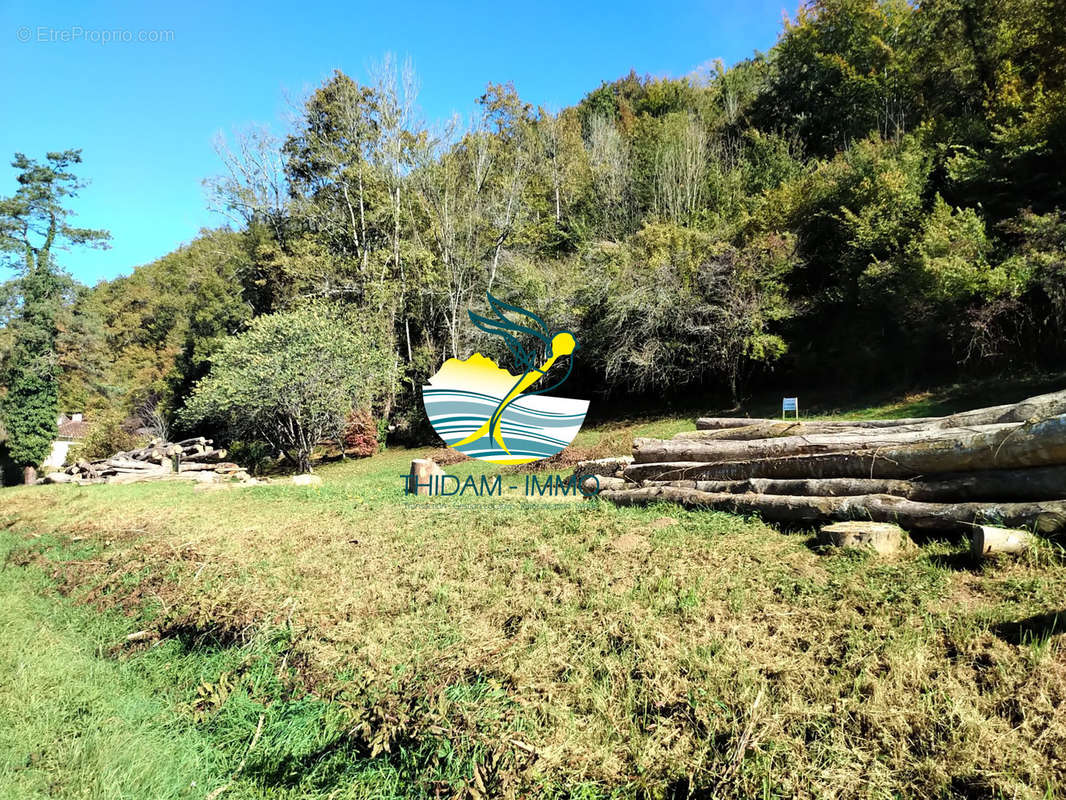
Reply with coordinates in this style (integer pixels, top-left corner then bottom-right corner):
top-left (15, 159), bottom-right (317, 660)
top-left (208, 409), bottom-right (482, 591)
top-left (592, 389), bottom-right (1066, 537)
top-left (43, 437), bottom-right (257, 486)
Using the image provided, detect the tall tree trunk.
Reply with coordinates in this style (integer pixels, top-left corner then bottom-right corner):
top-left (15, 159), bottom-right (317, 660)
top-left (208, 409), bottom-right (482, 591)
top-left (633, 421), bottom-right (1021, 465)
top-left (642, 465), bottom-right (1066, 502)
top-left (358, 168), bottom-right (368, 275)
top-left (681, 420), bottom-right (949, 440)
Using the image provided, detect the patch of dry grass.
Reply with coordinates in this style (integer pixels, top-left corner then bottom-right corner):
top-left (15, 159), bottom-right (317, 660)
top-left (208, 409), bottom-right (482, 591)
top-left (2, 438), bottom-right (1065, 798)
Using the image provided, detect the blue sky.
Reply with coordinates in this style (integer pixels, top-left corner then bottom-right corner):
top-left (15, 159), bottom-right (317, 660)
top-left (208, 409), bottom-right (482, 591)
top-left (0, 0), bottom-right (789, 286)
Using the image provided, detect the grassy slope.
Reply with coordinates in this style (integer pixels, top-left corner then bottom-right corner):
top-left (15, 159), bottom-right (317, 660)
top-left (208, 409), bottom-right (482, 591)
top-left (670, 370), bottom-right (1066, 422)
top-left (0, 549), bottom-right (219, 799)
top-left (2, 384), bottom-right (1066, 798)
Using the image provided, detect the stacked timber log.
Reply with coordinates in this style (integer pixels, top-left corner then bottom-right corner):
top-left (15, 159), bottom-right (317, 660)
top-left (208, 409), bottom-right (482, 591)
top-left (42, 437), bottom-right (256, 486)
top-left (598, 389), bottom-right (1066, 537)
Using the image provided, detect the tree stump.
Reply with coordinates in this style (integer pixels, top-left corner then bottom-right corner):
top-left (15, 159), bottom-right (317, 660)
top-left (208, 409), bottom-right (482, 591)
top-left (817, 521), bottom-right (909, 554)
top-left (970, 525), bottom-right (1032, 559)
top-left (408, 459), bottom-right (445, 496)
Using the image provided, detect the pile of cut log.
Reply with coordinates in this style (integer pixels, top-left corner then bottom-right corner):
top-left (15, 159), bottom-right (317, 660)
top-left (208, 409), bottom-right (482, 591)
top-left (42, 437), bottom-right (256, 486)
top-left (592, 389), bottom-right (1066, 539)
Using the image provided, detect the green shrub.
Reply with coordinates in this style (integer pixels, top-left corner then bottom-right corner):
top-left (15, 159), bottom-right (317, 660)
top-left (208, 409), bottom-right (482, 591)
top-left (69, 410), bottom-right (145, 462)
top-left (225, 440), bottom-right (276, 476)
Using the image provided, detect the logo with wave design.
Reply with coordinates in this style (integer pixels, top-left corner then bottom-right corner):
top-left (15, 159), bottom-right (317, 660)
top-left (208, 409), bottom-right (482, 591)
top-left (422, 293), bottom-right (587, 464)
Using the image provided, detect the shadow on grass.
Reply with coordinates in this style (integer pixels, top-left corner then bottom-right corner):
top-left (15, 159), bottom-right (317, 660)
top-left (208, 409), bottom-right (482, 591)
top-left (663, 776), bottom-right (715, 800)
top-left (992, 610), bottom-right (1066, 645)
top-left (923, 550), bottom-right (983, 573)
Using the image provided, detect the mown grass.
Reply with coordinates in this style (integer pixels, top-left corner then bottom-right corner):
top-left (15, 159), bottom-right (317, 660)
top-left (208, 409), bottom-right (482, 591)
top-left (2, 392), bottom-right (1066, 798)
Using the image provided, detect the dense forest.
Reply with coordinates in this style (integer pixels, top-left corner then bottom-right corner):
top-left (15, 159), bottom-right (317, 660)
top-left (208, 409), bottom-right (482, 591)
top-left (3, 0), bottom-right (1066, 473)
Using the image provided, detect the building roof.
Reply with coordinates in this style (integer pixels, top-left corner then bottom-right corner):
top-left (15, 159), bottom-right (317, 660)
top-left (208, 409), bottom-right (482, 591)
top-left (57, 420), bottom-right (90, 439)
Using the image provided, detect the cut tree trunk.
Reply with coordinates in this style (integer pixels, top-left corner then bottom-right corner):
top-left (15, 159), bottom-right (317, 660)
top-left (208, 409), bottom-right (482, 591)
top-left (642, 465), bottom-right (1066, 502)
top-left (106, 469), bottom-right (171, 484)
top-left (571, 456), bottom-right (634, 478)
top-left (634, 422), bottom-right (1022, 464)
top-left (191, 447), bottom-right (227, 461)
top-left (626, 415), bottom-right (1066, 481)
top-left (644, 477), bottom-right (916, 496)
top-left (970, 525), bottom-right (1033, 558)
top-left (674, 418), bottom-right (1031, 441)
top-left (687, 419), bottom-right (941, 438)
top-left (582, 475), bottom-right (627, 493)
top-left (599, 485), bottom-right (1066, 533)
top-left (106, 457), bottom-right (158, 470)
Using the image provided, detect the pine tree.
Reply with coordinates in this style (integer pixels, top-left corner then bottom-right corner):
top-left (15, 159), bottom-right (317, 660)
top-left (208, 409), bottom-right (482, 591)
top-left (0, 150), bottom-right (109, 483)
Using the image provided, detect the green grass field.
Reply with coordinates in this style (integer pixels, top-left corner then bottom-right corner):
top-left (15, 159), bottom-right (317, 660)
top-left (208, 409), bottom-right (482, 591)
top-left (2, 385), bottom-right (1065, 799)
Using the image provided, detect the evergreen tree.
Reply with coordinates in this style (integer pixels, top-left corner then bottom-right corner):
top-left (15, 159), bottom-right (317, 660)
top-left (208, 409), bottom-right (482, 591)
top-left (0, 150), bottom-right (109, 482)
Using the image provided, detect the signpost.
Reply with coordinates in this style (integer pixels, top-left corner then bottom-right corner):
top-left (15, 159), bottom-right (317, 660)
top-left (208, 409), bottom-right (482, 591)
top-left (782, 397), bottom-right (799, 419)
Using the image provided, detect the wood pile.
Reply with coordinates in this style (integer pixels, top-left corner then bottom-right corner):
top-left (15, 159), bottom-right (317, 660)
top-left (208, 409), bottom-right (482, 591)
top-left (42, 437), bottom-right (257, 486)
top-left (596, 389), bottom-right (1066, 537)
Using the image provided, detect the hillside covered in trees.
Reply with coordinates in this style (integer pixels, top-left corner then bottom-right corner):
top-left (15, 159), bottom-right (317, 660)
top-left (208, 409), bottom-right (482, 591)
top-left (4, 0), bottom-right (1066, 464)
